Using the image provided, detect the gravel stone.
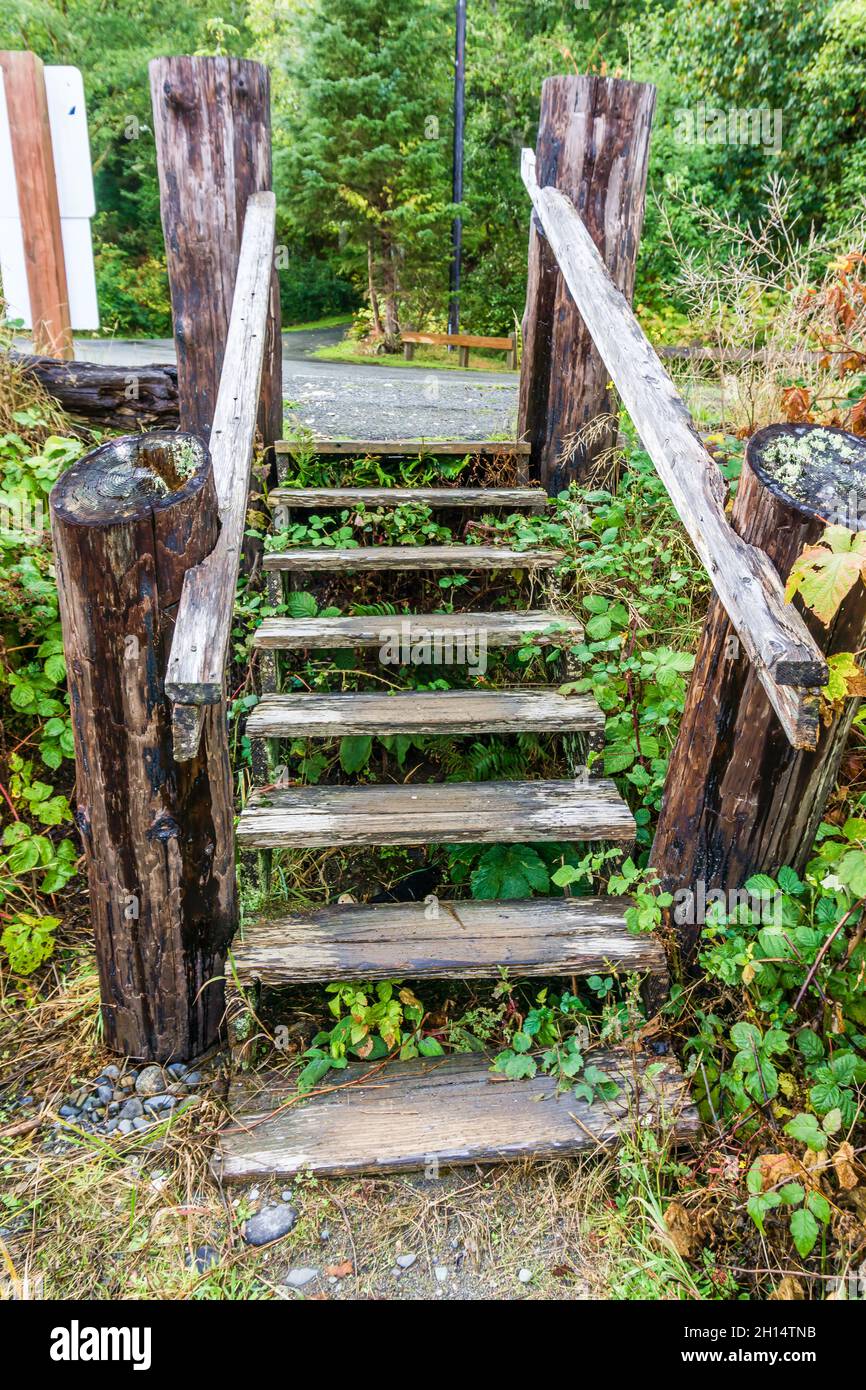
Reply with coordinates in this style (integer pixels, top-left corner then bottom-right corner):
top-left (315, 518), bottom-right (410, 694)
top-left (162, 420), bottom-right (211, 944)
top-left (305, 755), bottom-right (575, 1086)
top-left (186, 1245), bottom-right (219, 1273)
top-left (284, 1268), bottom-right (318, 1288)
top-left (395, 1253), bottom-right (416, 1269)
top-left (120, 1097), bottom-right (144, 1119)
top-left (242, 1203), bottom-right (298, 1247)
top-left (518, 1268), bottom-right (533, 1284)
top-left (135, 1065), bottom-right (165, 1097)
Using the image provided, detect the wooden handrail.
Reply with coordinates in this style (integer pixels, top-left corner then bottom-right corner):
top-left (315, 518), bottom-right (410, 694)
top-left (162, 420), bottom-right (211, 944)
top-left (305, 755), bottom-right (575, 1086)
top-left (520, 148), bottom-right (826, 749)
top-left (165, 191), bottom-right (276, 760)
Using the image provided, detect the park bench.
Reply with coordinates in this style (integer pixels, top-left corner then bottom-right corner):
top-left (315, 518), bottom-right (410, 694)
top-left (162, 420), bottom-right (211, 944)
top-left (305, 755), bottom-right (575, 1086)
top-left (401, 329), bottom-right (517, 369)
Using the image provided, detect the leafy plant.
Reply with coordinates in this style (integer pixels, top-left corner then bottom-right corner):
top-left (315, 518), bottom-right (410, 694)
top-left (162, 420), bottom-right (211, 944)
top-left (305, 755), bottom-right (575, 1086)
top-left (492, 987), bottom-right (621, 1103)
top-left (1, 912), bottom-right (62, 976)
top-left (786, 523), bottom-right (866, 624)
top-left (745, 1155), bottom-right (831, 1257)
top-left (297, 979), bottom-right (444, 1090)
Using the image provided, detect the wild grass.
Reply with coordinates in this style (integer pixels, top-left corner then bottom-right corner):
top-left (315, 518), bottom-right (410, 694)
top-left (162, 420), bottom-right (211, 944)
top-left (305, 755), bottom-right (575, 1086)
top-left (660, 176), bottom-right (866, 435)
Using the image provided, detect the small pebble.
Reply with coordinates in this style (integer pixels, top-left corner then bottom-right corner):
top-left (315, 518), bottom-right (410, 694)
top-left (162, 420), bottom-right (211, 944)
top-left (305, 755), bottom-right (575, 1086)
top-left (284, 1268), bottom-right (318, 1288)
top-left (144, 1094), bottom-right (176, 1114)
top-left (133, 1116), bottom-right (150, 1131)
top-left (135, 1065), bottom-right (165, 1098)
top-left (120, 1098), bottom-right (144, 1120)
top-left (118, 1119), bottom-right (134, 1135)
top-left (518, 1268), bottom-right (532, 1284)
top-left (281, 1190), bottom-right (293, 1203)
top-left (167, 1062), bottom-right (188, 1078)
top-left (395, 1253), bottom-right (416, 1270)
top-left (434, 1266), bottom-right (448, 1283)
top-left (183, 1071), bottom-right (202, 1086)
top-left (242, 1203), bottom-right (298, 1247)
top-left (186, 1245), bottom-right (219, 1274)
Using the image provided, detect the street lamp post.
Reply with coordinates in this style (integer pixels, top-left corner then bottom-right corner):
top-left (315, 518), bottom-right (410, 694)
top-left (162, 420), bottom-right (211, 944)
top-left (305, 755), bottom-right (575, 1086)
top-left (448, 0), bottom-right (466, 338)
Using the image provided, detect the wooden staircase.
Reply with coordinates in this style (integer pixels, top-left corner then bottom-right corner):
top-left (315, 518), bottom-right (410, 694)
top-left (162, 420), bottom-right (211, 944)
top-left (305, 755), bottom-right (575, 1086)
top-left (217, 444), bottom-right (698, 1180)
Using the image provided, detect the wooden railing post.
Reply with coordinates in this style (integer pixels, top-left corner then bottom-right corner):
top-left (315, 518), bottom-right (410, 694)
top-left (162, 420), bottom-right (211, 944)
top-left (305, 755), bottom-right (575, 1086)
top-left (518, 76), bottom-right (655, 491)
top-left (50, 434), bottom-right (235, 1060)
top-left (0, 50), bottom-right (74, 359)
top-left (650, 427), bottom-right (866, 956)
top-left (148, 56), bottom-right (281, 451)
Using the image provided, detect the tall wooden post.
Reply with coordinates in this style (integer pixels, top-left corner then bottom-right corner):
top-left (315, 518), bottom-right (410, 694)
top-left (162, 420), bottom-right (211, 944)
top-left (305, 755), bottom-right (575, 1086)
top-left (51, 434), bottom-right (235, 1060)
top-left (0, 51), bottom-right (73, 359)
top-left (518, 76), bottom-right (655, 491)
top-left (651, 425), bottom-right (866, 957)
top-left (148, 56), bottom-right (281, 449)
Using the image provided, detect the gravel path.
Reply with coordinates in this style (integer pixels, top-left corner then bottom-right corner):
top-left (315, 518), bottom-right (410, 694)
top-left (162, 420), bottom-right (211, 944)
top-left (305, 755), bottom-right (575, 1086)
top-left (51, 329), bottom-right (518, 441)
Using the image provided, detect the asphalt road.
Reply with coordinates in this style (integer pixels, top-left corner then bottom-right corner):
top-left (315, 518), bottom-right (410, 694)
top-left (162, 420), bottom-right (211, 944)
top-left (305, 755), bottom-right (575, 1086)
top-left (53, 327), bottom-right (518, 440)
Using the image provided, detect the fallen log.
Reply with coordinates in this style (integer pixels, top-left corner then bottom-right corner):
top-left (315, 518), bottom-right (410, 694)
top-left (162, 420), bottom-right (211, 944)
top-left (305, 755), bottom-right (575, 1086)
top-left (15, 352), bottom-right (179, 429)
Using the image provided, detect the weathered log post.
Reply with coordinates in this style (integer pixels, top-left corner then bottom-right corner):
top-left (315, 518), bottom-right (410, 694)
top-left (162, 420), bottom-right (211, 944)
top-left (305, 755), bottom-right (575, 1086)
top-left (148, 56), bottom-right (281, 451)
top-left (651, 424), bottom-right (866, 956)
top-left (50, 433), bottom-right (235, 1059)
top-left (518, 75), bottom-right (656, 491)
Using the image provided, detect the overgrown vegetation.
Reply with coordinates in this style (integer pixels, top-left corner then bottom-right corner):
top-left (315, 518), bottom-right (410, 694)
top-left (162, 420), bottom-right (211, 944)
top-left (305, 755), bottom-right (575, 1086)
top-left (2, 10), bottom-right (866, 1296)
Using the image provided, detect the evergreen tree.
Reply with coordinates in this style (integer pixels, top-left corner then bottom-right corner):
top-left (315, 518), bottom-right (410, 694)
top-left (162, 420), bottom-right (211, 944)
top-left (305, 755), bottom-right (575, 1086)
top-left (284, 0), bottom-right (453, 343)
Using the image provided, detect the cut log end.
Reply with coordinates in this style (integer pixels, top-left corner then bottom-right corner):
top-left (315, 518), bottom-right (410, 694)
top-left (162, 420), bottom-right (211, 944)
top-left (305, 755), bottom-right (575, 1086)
top-left (51, 432), bottom-right (212, 525)
top-left (747, 424), bottom-right (866, 528)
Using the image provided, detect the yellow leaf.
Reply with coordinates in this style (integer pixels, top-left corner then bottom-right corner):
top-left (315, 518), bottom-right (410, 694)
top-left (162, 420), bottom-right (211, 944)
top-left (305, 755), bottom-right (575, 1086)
top-left (834, 1141), bottom-right (859, 1190)
top-left (786, 527), bottom-right (866, 624)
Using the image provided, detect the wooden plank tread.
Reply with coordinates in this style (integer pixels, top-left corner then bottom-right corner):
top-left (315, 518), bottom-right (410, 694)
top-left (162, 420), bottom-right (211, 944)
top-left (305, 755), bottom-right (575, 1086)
top-left (264, 545), bottom-right (563, 572)
top-left (231, 896), bottom-right (666, 985)
top-left (246, 688), bottom-right (605, 739)
top-left (237, 777), bottom-right (635, 849)
top-left (270, 486), bottom-right (546, 510)
top-left (252, 610), bottom-right (582, 652)
top-left (214, 1049), bottom-right (699, 1179)
top-left (275, 439), bottom-right (531, 456)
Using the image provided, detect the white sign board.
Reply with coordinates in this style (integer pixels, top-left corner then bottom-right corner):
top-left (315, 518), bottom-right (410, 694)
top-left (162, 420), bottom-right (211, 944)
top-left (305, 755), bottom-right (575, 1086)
top-left (0, 64), bottom-right (99, 330)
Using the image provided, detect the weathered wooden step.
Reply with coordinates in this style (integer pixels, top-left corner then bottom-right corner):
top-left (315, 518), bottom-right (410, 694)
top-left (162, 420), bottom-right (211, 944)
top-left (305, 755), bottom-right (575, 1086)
top-left (231, 896), bottom-right (666, 985)
top-left (252, 609), bottom-right (582, 652)
top-left (246, 688), bottom-right (604, 740)
top-left (214, 1049), bottom-right (699, 1179)
top-left (237, 778), bottom-right (635, 849)
top-left (275, 439), bottom-right (531, 457)
top-left (263, 545), bottom-right (562, 572)
top-left (270, 485), bottom-right (546, 510)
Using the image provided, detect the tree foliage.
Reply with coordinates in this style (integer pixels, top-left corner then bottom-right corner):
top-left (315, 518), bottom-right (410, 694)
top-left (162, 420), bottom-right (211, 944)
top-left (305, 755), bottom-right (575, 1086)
top-left (3, 0), bottom-right (866, 335)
